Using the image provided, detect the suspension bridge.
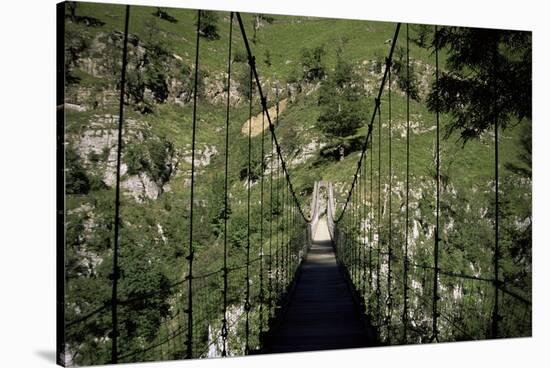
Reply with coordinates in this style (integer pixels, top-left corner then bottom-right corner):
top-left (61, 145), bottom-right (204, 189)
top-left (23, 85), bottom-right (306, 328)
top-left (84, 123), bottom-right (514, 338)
top-left (60, 7), bottom-right (531, 365)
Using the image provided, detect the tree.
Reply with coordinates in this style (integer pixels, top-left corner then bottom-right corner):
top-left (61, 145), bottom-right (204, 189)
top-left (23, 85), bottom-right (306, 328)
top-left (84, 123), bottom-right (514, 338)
top-left (67, 1), bottom-right (78, 22)
top-left (391, 46), bottom-right (420, 101)
top-left (65, 24), bottom-right (90, 84)
top-left (316, 51), bottom-right (367, 140)
top-left (101, 18), bottom-right (190, 113)
top-left (207, 174), bottom-right (231, 237)
top-left (66, 146), bottom-right (90, 194)
top-left (196, 10), bottom-right (219, 40)
top-left (300, 45), bottom-right (326, 82)
top-left (499, 121), bottom-right (532, 292)
top-left (505, 122), bottom-right (531, 179)
top-left (264, 49), bottom-right (272, 67)
top-left (65, 1), bottom-right (104, 27)
top-left (125, 136), bottom-right (175, 185)
top-left (235, 62), bottom-right (255, 101)
top-left (153, 7), bottom-right (178, 23)
top-left (424, 27), bottom-right (531, 142)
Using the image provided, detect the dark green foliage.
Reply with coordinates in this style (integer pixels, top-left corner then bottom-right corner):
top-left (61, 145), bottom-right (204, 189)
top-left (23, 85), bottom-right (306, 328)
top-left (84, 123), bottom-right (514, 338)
top-left (233, 47), bottom-right (248, 63)
top-left (64, 23), bottom-right (91, 85)
top-left (153, 7), bottom-right (178, 23)
top-left (125, 136), bottom-right (174, 185)
top-left (300, 45), bottom-right (326, 82)
top-left (286, 68), bottom-right (301, 84)
top-left (317, 52), bottom-right (367, 138)
top-left (441, 188), bottom-right (493, 274)
top-left (65, 2), bottom-right (105, 27)
top-left (196, 10), bottom-right (220, 40)
top-left (505, 122), bottom-right (531, 178)
top-left (238, 155), bottom-right (262, 182)
top-left (411, 24), bottom-right (433, 48)
top-left (317, 100), bottom-right (366, 138)
top-left (391, 46), bottom-right (420, 101)
top-left (279, 123), bottom-right (299, 155)
top-left (229, 214), bottom-right (248, 250)
top-left (125, 21), bottom-right (172, 112)
top-left (66, 1), bottom-right (78, 22)
top-left (100, 20), bottom-right (193, 113)
top-left (97, 30), bottom-right (124, 85)
top-left (66, 146), bottom-right (91, 194)
top-left (497, 174), bottom-right (532, 293)
top-left (119, 239), bottom-right (172, 341)
top-left (235, 62), bottom-right (254, 101)
top-left (264, 50), bottom-right (272, 67)
top-left (207, 174), bottom-right (231, 237)
top-left (494, 125), bottom-right (531, 293)
top-left (258, 14), bottom-right (275, 24)
top-left (141, 39), bottom-right (171, 102)
top-left (425, 27), bottom-right (531, 142)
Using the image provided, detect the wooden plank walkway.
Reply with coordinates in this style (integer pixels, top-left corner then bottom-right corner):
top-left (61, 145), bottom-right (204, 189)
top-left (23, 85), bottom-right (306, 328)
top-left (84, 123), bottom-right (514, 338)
top-left (266, 219), bottom-right (370, 353)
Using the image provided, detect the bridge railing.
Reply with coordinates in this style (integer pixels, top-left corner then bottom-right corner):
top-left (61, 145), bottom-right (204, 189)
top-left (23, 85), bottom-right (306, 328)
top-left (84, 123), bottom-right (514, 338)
top-left (328, 21), bottom-right (531, 345)
top-left (63, 9), bottom-right (314, 365)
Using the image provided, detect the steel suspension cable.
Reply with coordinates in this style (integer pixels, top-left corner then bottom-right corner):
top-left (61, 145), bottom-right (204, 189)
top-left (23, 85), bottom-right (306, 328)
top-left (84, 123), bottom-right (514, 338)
top-left (492, 37), bottom-right (501, 339)
top-left (351, 180), bottom-right (354, 279)
top-left (290, 197), bottom-right (293, 275)
top-left (285, 177), bottom-right (289, 286)
top-left (110, 5), bottom-right (130, 363)
top-left (351, 186), bottom-right (356, 280)
top-left (355, 166), bottom-right (359, 282)
top-left (293, 202), bottom-right (297, 270)
top-left (281, 153), bottom-right (286, 287)
top-left (349, 171), bottom-right (353, 270)
top-left (333, 24), bottom-right (401, 223)
top-left (357, 176), bottom-right (361, 284)
top-left (221, 11), bottom-right (233, 357)
top-left (432, 24), bottom-right (441, 343)
top-left (353, 188), bottom-right (357, 279)
top-left (359, 152), bottom-right (363, 291)
top-left (288, 184), bottom-right (293, 278)
top-left (185, 9), bottom-right (202, 359)
top-left (281, 173), bottom-right (286, 288)
top-left (376, 98), bottom-right (382, 325)
top-left (245, 59), bottom-right (253, 354)
top-left (353, 190), bottom-right (356, 270)
top-left (235, 13), bottom-right (309, 222)
top-left (403, 23), bottom-right (410, 344)
top-left (386, 54), bottom-right (393, 334)
top-left (351, 189), bottom-right (354, 276)
top-left (275, 145), bottom-right (281, 298)
top-left (274, 86), bottom-right (280, 300)
top-left (362, 154), bottom-right (367, 296)
top-left (287, 182), bottom-right (291, 284)
top-left (268, 128), bottom-right (274, 317)
top-left (369, 120), bottom-right (374, 314)
top-left (285, 173), bottom-right (290, 287)
top-left (259, 108), bottom-right (265, 338)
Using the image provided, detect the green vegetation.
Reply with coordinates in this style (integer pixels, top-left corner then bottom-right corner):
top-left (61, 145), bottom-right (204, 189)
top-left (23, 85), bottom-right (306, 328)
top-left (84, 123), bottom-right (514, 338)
top-left (317, 47), bottom-right (368, 139)
top-left (197, 10), bottom-right (220, 40)
top-left (63, 2), bottom-right (531, 365)
top-left (426, 27), bottom-right (532, 141)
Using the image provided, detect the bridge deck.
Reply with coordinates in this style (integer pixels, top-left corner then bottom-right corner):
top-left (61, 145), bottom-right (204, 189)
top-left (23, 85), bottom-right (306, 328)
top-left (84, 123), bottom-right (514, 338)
top-left (267, 219), bottom-right (370, 353)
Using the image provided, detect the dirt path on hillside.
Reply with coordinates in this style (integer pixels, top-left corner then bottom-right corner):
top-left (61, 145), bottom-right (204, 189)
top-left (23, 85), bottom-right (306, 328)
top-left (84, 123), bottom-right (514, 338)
top-left (241, 99), bottom-right (288, 137)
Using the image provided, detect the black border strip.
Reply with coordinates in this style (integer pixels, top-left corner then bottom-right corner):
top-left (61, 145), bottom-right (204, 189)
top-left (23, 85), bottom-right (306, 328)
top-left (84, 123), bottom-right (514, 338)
top-left (56, 2), bottom-right (66, 366)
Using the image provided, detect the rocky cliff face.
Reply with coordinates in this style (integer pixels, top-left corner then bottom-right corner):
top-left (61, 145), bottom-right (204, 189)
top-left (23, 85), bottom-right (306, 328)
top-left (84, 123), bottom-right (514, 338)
top-left (69, 114), bottom-right (178, 202)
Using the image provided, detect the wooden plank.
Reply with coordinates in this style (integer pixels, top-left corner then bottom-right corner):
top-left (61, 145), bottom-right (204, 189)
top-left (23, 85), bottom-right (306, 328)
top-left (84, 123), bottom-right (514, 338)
top-left (267, 220), bottom-right (370, 353)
